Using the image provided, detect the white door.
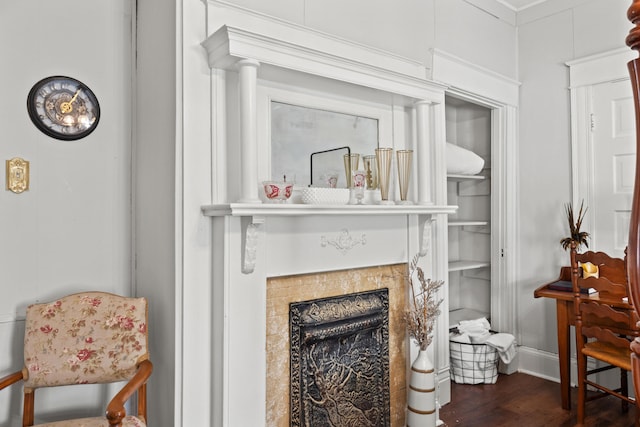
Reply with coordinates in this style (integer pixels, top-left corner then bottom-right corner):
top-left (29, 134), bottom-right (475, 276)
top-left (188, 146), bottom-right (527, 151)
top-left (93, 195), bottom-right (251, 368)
top-left (590, 79), bottom-right (636, 258)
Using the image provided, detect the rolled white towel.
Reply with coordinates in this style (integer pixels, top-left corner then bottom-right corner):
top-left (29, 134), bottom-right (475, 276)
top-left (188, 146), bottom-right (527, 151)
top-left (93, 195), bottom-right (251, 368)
top-left (458, 317), bottom-right (491, 333)
top-left (446, 142), bottom-right (485, 175)
top-left (458, 317), bottom-right (492, 343)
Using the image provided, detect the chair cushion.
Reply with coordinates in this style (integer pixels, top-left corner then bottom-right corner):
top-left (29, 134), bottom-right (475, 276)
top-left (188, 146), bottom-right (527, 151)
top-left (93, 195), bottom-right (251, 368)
top-left (34, 415), bottom-right (146, 426)
top-left (23, 292), bottom-right (149, 388)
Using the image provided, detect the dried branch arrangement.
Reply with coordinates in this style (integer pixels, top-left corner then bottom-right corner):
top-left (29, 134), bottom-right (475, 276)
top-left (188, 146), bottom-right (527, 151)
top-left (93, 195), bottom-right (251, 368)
top-left (403, 255), bottom-right (444, 351)
top-left (560, 200), bottom-right (590, 251)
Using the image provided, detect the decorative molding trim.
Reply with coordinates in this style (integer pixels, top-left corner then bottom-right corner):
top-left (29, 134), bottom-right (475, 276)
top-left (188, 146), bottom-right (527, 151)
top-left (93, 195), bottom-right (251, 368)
top-left (566, 47), bottom-right (635, 88)
top-left (567, 48), bottom-right (634, 253)
top-left (202, 22), bottom-right (446, 101)
top-left (428, 63), bottom-right (519, 343)
top-left (430, 48), bottom-right (520, 107)
top-left (321, 229), bottom-right (366, 254)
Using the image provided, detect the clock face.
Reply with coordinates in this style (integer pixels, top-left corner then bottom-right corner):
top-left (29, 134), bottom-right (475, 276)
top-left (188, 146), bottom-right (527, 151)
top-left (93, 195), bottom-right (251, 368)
top-left (27, 76), bottom-right (100, 141)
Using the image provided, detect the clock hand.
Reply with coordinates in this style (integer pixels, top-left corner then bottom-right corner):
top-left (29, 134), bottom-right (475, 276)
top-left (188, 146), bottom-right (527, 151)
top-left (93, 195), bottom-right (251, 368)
top-left (69, 90), bottom-right (80, 104)
top-left (60, 89), bottom-right (81, 114)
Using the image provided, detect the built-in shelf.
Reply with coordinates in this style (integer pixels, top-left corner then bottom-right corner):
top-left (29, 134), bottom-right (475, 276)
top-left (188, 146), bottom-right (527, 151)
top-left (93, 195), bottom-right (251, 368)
top-left (461, 268), bottom-right (491, 281)
top-left (447, 174), bottom-right (486, 181)
top-left (201, 203), bottom-right (458, 217)
top-left (449, 220), bottom-right (489, 227)
top-left (449, 307), bottom-right (490, 328)
top-left (449, 222), bottom-right (490, 234)
top-left (448, 260), bottom-right (491, 272)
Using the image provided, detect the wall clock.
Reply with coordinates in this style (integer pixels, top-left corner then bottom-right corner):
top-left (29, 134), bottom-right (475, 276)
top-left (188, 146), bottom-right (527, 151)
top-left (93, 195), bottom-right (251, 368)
top-left (27, 76), bottom-right (100, 141)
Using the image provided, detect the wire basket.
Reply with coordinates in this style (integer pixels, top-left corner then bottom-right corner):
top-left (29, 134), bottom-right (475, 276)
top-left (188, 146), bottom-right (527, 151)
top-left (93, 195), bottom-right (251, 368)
top-left (449, 339), bottom-right (499, 384)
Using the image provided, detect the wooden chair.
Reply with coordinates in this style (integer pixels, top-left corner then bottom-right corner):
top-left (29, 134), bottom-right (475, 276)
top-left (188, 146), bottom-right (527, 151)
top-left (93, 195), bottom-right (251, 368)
top-left (570, 246), bottom-right (639, 425)
top-left (0, 291), bottom-right (153, 426)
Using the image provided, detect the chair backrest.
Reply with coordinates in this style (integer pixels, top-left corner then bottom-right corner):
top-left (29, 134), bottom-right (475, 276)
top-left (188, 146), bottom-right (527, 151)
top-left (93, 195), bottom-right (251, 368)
top-left (572, 249), bottom-right (627, 297)
top-left (22, 291), bottom-right (149, 389)
top-left (570, 248), bottom-right (639, 349)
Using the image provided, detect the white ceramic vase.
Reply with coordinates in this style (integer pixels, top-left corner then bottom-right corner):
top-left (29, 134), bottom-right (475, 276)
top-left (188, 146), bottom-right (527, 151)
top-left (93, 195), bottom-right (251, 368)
top-left (406, 348), bottom-right (436, 427)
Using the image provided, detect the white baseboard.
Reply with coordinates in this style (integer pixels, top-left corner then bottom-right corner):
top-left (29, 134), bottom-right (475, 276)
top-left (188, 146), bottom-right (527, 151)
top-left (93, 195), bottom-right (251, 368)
top-left (516, 345), bottom-right (572, 385)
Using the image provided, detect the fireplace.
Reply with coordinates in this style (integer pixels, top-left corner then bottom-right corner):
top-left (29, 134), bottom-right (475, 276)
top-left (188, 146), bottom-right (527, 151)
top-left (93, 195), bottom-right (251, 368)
top-left (266, 265), bottom-right (407, 427)
top-left (203, 199), bottom-right (452, 427)
top-left (290, 289), bottom-right (390, 427)
top-left (200, 8), bottom-right (454, 427)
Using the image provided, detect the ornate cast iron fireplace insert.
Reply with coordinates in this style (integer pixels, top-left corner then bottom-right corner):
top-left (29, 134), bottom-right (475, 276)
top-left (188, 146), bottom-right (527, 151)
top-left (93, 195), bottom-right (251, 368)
top-left (289, 288), bottom-right (390, 427)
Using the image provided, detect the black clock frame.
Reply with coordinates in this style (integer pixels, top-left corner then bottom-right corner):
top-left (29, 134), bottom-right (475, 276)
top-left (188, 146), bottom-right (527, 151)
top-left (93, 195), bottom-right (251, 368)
top-left (26, 75), bottom-right (100, 141)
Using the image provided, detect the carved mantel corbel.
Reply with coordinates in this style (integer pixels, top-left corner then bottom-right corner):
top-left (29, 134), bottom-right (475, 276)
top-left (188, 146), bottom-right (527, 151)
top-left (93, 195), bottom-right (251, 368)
top-left (241, 215), bottom-right (265, 274)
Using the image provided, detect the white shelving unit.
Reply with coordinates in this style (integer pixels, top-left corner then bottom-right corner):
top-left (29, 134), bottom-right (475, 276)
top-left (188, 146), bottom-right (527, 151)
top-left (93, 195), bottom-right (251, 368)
top-left (446, 96), bottom-right (492, 329)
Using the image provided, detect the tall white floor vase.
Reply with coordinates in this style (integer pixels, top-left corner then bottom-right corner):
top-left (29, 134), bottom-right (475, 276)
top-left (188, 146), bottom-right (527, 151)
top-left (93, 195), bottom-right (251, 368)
top-left (407, 348), bottom-right (436, 427)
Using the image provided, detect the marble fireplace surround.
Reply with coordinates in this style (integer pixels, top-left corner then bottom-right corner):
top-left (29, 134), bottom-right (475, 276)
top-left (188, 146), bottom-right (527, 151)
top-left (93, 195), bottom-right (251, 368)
top-left (269, 265), bottom-right (404, 427)
top-left (200, 5), bottom-right (458, 426)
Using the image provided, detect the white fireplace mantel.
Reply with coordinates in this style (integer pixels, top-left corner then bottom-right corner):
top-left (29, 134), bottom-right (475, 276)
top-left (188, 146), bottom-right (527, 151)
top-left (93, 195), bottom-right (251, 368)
top-left (202, 203), bottom-right (457, 274)
top-left (200, 5), bottom-right (455, 426)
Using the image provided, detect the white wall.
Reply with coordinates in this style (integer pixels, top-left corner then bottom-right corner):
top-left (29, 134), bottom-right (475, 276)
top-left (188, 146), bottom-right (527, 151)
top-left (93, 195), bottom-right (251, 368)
top-left (216, 0), bottom-right (517, 78)
top-left (434, 0), bottom-right (517, 79)
top-left (517, 0), bottom-right (632, 364)
top-left (0, 0), bottom-right (134, 424)
top-left (136, 0), bottom-right (177, 425)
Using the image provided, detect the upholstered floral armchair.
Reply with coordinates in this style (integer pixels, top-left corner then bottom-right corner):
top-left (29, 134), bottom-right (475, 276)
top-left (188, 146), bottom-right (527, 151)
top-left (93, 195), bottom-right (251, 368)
top-left (0, 292), bottom-right (153, 427)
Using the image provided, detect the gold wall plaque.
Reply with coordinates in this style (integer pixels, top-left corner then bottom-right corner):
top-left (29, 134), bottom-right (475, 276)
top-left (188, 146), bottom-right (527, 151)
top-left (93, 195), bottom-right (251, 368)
top-left (6, 157), bottom-right (29, 193)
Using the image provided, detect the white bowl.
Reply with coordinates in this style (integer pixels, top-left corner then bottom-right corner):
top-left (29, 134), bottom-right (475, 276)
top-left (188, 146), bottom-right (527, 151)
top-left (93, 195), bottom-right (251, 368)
top-left (300, 187), bottom-right (350, 205)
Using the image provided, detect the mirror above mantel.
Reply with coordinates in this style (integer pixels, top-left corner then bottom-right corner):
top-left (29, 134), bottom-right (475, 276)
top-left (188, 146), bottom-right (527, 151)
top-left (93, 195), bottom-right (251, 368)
top-left (270, 101), bottom-right (378, 188)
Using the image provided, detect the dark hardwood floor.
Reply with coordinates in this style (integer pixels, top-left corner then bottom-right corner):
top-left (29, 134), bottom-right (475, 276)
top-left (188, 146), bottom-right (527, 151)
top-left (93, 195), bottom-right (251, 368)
top-left (439, 372), bottom-right (637, 427)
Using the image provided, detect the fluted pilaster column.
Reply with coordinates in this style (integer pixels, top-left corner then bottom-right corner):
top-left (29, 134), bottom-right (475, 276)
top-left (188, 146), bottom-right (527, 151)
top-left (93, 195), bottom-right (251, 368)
top-left (237, 59), bottom-right (261, 203)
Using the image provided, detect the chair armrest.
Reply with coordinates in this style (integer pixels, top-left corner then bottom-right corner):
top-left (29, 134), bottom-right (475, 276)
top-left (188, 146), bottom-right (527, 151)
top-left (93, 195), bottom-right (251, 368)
top-left (0, 370), bottom-right (23, 390)
top-left (106, 359), bottom-right (153, 425)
